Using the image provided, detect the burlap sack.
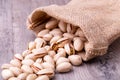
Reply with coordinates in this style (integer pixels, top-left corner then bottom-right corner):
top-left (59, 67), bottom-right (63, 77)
top-left (26, 0), bottom-right (120, 61)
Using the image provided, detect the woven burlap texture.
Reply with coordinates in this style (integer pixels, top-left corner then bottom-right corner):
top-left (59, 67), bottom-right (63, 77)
top-left (27, 0), bottom-right (120, 61)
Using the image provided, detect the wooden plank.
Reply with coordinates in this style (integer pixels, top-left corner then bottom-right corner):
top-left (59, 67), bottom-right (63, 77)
top-left (0, 0), bottom-right (13, 80)
top-left (0, 0), bottom-right (120, 80)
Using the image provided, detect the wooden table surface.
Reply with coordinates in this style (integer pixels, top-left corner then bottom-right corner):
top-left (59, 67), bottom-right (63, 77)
top-left (0, 0), bottom-right (120, 80)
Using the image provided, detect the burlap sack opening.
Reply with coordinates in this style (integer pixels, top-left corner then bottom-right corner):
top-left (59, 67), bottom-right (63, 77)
top-left (27, 0), bottom-right (120, 61)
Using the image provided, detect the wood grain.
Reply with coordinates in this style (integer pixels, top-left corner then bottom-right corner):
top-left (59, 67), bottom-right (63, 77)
top-left (0, 0), bottom-right (120, 80)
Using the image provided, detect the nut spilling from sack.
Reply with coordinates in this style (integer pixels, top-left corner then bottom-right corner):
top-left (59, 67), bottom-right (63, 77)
top-left (1, 18), bottom-right (88, 80)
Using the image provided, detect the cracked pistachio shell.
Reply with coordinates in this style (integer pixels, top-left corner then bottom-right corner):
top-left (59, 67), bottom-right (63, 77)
top-left (10, 59), bottom-right (21, 68)
top-left (35, 58), bottom-right (43, 64)
top-left (33, 48), bottom-right (47, 58)
top-left (56, 62), bottom-right (72, 73)
top-left (68, 55), bottom-right (82, 66)
top-left (58, 21), bottom-right (67, 32)
top-left (45, 18), bottom-right (58, 29)
top-left (22, 59), bottom-right (34, 66)
top-left (17, 73), bottom-right (28, 80)
top-left (1, 64), bottom-right (13, 69)
top-left (31, 63), bottom-right (43, 73)
top-left (1, 69), bottom-right (14, 80)
top-left (26, 74), bottom-right (37, 80)
top-left (35, 75), bottom-right (49, 80)
top-left (28, 41), bottom-right (36, 50)
top-left (35, 38), bottom-right (46, 49)
top-left (14, 54), bottom-right (23, 61)
top-left (64, 43), bottom-right (75, 55)
top-left (73, 37), bottom-right (84, 51)
top-left (44, 45), bottom-right (51, 51)
top-left (56, 57), bottom-right (69, 66)
top-left (9, 67), bottom-right (22, 76)
top-left (37, 68), bottom-right (54, 78)
top-left (50, 36), bottom-right (62, 44)
top-left (21, 65), bottom-right (33, 74)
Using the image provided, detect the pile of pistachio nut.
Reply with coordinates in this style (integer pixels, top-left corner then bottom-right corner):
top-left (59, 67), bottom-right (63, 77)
top-left (1, 18), bottom-right (87, 80)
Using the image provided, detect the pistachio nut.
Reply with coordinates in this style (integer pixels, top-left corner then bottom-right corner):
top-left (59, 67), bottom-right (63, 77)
top-left (21, 65), bottom-right (33, 74)
top-left (58, 21), bottom-right (67, 32)
top-left (41, 62), bottom-right (55, 70)
top-left (43, 55), bottom-right (54, 65)
top-left (22, 50), bottom-right (31, 57)
top-left (50, 36), bottom-right (62, 44)
top-left (45, 18), bottom-right (58, 29)
top-left (14, 54), bottom-right (23, 61)
top-left (1, 64), bottom-right (12, 69)
top-left (31, 63), bottom-right (43, 73)
top-left (1, 69), bottom-right (14, 80)
top-left (48, 50), bottom-right (56, 58)
top-left (56, 62), bottom-right (72, 73)
top-left (37, 29), bottom-right (49, 38)
top-left (64, 43), bottom-right (75, 55)
top-left (73, 37), bottom-right (84, 51)
top-left (37, 68), bottom-right (54, 78)
top-left (49, 28), bottom-right (62, 36)
top-left (22, 59), bottom-right (34, 66)
top-left (63, 33), bottom-right (75, 39)
top-left (9, 67), bottom-right (22, 76)
top-left (10, 59), bottom-right (21, 68)
top-left (17, 73), bottom-right (28, 80)
top-left (28, 41), bottom-right (36, 50)
top-left (56, 57), bottom-right (69, 66)
top-left (68, 55), bottom-right (82, 66)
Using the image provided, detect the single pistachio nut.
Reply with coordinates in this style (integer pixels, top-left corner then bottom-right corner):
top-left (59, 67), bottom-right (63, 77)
top-left (49, 28), bottom-right (62, 36)
top-left (1, 64), bottom-right (13, 69)
top-left (58, 21), bottom-right (67, 32)
top-left (14, 54), bottom-right (23, 61)
top-left (64, 43), bottom-right (75, 55)
top-left (50, 36), bottom-right (62, 44)
top-left (56, 57), bottom-right (69, 66)
top-left (43, 55), bottom-right (54, 65)
top-left (9, 67), bottom-right (22, 76)
top-left (28, 41), bottom-right (36, 50)
top-left (48, 50), bottom-right (56, 58)
top-left (26, 74), bottom-right (37, 80)
top-left (31, 63), bottom-right (43, 73)
top-left (37, 29), bottom-right (50, 38)
top-left (1, 69), bottom-right (14, 80)
top-left (22, 59), bottom-right (34, 66)
top-left (73, 37), bottom-right (84, 51)
top-left (68, 55), bottom-right (82, 66)
top-left (17, 73), bottom-right (28, 80)
top-left (35, 38), bottom-right (46, 49)
top-left (56, 62), bottom-right (72, 73)
top-left (37, 68), bottom-right (54, 78)
top-left (63, 33), bottom-right (75, 39)
top-left (43, 33), bottom-right (53, 41)
top-left (22, 50), bottom-right (31, 57)
top-left (41, 62), bottom-right (55, 70)
top-left (45, 18), bottom-right (58, 29)
top-left (33, 48), bottom-right (48, 59)
top-left (10, 59), bottom-right (21, 68)
top-left (35, 75), bottom-right (49, 80)
top-left (21, 65), bottom-right (33, 74)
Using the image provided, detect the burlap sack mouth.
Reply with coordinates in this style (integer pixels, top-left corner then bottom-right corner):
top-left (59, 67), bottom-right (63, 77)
top-left (27, 0), bottom-right (120, 61)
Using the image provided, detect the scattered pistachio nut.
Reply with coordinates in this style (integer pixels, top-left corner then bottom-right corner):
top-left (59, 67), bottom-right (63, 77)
top-left (68, 55), bottom-right (82, 66)
top-left (56, 62), bottom-right (72, 73)
top-left (1, 69), bottom-right (14, 80)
